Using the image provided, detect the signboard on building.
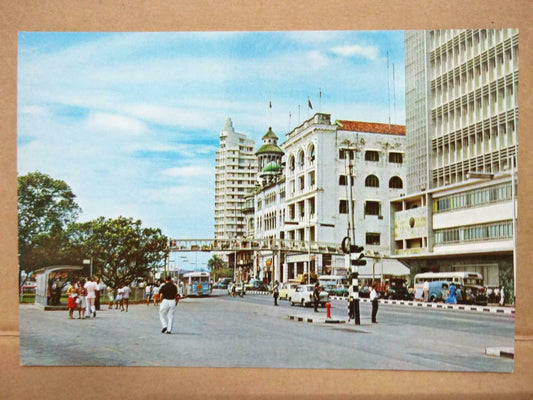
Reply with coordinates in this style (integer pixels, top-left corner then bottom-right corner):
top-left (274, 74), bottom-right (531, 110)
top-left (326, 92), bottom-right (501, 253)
top-left (394, 206), bottom-right (427, 240)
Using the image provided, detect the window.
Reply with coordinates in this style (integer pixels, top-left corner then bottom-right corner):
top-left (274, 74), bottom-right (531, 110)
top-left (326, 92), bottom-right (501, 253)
top-left (365, 201), bottom-right (380, 216)
top-left (339, 175), bottom-right (347, 185)
top-left (389, 152), bottom-right (403, 163)
top-left (365, 175), bottom-right (379, 188)
top-left (298, 150), bottom-right (305, 167)
top-left (389, 176), bottom-right (403, 189)
top-left (299, 176), bottom-right (305, 191)
top-left (339, 200), bottom-right (348, 214)
top-left (366, 233), bottom-right (381, 246)
top-left (365, 150), bottom-right (379, 161)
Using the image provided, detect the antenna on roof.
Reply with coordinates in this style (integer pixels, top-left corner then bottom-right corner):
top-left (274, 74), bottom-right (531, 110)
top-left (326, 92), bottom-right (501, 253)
top-left (393, 63), bottom-right (396, 125)
top-left (387, 50), bottom-right (391, 128)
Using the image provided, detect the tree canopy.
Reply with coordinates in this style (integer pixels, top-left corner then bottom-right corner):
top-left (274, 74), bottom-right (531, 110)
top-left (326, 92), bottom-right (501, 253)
top-left (67, 216), bottom-right (169, 288)
top-left (18, 171), bottom-right (169, 288)
top-left (18, 172), bottom-right (81, 274)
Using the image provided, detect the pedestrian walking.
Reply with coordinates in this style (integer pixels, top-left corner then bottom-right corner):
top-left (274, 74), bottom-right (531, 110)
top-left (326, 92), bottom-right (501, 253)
top-left (84, 276), bottom-right (97, 318)
top-left (122, 283), bottom-right (131, 312)
top-left (145, 283), bottom-right (152, 306)
top-left (370, 283), bottom-right (379, 323)
top-left (423, 280), bottom-right (429, 302)
top-left (76, 280), bottom-right (87, 319)
top-left (313, 282), bottom-right (320, 312)
top-left (152, 282), bottom-right (161, 306)
top-left (66, 282), bottom-right (77, 319)
top-left (273, 281), bottom-right (279, 306)
top-left (445, 282), bottom-right (457, 304)
top-left (95, 277), bottom-right (102, 311)
top-left (116, 287), bottom-right (124, 310)
top-left (107, 287), bottom-right (115, 309)
top-left (499, 286), bottom-right (505, 306)
top-left (159, 276), bottom-right (180, 334)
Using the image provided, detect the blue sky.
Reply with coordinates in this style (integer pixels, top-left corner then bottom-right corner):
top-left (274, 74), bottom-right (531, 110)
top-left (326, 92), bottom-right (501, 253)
top-left (17, 31), bottom-right (406, 256)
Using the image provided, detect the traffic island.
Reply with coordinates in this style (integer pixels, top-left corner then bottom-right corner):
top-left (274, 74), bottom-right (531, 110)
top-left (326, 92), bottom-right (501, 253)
top-left (485, 347), bottom-right (514, 359)
top-left (287, 315), bottom-right (346, 324)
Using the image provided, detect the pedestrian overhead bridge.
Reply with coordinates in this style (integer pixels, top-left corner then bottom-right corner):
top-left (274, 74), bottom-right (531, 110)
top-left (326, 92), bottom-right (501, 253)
top-left (169, 238), bottom-right (344, 255)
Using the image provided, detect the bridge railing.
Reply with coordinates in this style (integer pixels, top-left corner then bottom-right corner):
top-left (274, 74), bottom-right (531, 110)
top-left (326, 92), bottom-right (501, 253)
top-left (169, 238), bottom-right (343, 255)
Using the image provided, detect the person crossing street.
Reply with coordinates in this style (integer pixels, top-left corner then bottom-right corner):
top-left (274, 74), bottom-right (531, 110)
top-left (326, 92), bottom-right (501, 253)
top-left (159, 276), bottom-right (180, 335)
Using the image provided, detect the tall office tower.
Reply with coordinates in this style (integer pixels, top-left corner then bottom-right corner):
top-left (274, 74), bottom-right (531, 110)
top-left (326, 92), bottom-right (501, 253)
top-left (405, 29), bottom-right (518, 191)
top-left (392, 29), bottom-right (518, 288)
top-left (214, 118), bottom-right (258, 241)
top-left (404, 30), bottom-right (431, 193)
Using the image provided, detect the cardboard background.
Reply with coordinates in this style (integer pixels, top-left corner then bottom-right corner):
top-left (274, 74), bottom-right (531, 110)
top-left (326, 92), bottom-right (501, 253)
top-left (1, 0), bottom-right (532, 398)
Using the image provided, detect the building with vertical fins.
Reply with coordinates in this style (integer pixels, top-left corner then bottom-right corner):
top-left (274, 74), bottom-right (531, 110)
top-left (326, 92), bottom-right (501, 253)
top-left (214, 118), bottom-right (258, 245)
top-left (391, 29), bottom-right (518, 297)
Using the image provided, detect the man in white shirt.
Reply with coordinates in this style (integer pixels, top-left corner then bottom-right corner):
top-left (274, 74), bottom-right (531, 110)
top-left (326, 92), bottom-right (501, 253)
top-left (84, 276), bottom-right (98, 318)
top-left (122, 284), bottom-right (131, 312)
top-left (370, 283), bottom-right (379, 323)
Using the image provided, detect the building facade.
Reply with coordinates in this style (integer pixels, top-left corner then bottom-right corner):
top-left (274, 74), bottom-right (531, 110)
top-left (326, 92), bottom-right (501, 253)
top-left (391, 29), bottom-right (518, 294)
top-left (251, 113), bottom-right (407, 282)
top-left (214, 118), bottom-right (258, 243)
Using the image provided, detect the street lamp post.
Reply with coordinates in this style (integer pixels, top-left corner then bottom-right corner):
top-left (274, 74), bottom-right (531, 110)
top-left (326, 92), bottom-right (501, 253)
top-left (83, 257), bottom-right (93, 277)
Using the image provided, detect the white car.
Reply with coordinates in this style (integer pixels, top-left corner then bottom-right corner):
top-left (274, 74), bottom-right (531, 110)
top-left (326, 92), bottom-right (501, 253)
top-left (289, 284), bottom-right (329, 307)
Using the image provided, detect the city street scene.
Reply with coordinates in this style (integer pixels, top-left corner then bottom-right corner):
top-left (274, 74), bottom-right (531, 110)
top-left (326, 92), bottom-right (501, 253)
top-left (17, 29), bottom-right (517, 372)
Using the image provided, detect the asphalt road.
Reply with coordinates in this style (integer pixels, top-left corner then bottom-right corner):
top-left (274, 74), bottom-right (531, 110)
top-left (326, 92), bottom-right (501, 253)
top-left (19, 291), bottom-right (514, 371)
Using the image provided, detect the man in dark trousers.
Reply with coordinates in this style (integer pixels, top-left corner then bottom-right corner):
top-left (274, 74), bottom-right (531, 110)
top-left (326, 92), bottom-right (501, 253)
top-left (370, 283), bottom-right (379, 323)
top-left (273, 280), bottom-right (279, 306)
top-left (313, 282), bottom-right (320, 312)
top-left (159, 276), bottom-right (180, 334)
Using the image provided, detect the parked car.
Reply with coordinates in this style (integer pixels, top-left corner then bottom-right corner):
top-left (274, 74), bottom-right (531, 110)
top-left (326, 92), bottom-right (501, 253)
top-left (358, 285), bottom-right (371, 298)
top-left (322, 283), bottom-right (349, 297)
top-left (289, 284), bottom-right (329, 307)
top-left (279, 281), bottom-right (299, 300)
top-left (384, 278), bottom-right (412, 300)
top-left (245, 279), bottom-right (270, 292)
top-left (227, 282), bottom-right (245, 295)
top-left (213, 277), bottom-right (232, 289)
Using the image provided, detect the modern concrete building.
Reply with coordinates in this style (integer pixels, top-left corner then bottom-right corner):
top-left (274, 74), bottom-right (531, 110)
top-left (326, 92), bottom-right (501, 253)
top-left (391, 29), bottom-right (518, 294)
top-left (214, 118), bottom-right (258, 243)
top-left (279, 113), bottom-right (408, 281)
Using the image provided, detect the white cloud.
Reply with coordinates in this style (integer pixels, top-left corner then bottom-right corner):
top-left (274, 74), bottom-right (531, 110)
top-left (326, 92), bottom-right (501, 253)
top-left (19, 105), bottom-right (48, 116)
top-left (87, 111), bottom-right (146, 135)
top-left (330, 44), bottom-right (379, 60)
top-left (162, 165), bottom-right (213, 178)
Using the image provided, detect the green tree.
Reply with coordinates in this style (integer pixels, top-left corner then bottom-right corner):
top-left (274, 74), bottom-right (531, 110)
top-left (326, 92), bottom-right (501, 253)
top-left (18, 172), bottom-right (81, 277)
top-left (67, 216), bottom-right (168, 288)
top-left (208, 254), bottom-right (228, 280)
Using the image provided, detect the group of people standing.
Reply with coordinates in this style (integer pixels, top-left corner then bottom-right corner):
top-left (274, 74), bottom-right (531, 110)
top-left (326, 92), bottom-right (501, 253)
top-left (106, 284), bottom-right (131, 311)
top-left (66, 275), bottom-right (182, 335)
top-left (66, 276), bottom-right (103, 319)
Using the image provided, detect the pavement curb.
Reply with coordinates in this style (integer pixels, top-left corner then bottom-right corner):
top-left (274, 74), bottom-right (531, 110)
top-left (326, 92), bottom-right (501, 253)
top-left (485, 347), bottom-right (514, 358)
top-left (288, 315), bottom-right (346, 324)
top-left (328, 296), bottom-right (515, 315)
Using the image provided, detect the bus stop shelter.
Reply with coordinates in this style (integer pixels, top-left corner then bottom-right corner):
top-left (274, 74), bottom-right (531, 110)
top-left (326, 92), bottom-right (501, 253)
top-left (34, 265), bottom-right (83, 309)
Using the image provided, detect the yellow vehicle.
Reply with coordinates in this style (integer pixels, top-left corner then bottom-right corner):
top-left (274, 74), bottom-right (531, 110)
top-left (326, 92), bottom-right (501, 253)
top-left (278, 280), bottom-right (299, 300)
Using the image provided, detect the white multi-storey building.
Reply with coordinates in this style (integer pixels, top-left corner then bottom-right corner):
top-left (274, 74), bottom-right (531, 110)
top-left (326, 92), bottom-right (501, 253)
top-left (276, 113), bottom-right (408, 281)
top-left (214, 118), bottom-right (258, 243)
top-left (391, 29), bottom-right (518, 295)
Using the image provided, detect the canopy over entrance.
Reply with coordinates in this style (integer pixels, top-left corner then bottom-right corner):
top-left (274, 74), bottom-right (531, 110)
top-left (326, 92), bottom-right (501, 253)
top-left (34, 265), bottom-right (83, 308)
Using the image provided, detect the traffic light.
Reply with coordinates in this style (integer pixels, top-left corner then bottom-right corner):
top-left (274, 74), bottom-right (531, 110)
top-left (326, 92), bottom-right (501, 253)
top-left (351, 252), bottom-right (366, 266)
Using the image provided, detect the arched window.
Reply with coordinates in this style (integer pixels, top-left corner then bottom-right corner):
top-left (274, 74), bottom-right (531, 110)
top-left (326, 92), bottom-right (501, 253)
top-left (288, 155), bottom-right (295, 172)
top-left (365, 175), bottom-right (379, 187)
top-left (298, 150), bottom-right (305, 167)
top-left (389, 176), bottom-right (403, 189)
top-left (308, 144), bottom-right (316, 162)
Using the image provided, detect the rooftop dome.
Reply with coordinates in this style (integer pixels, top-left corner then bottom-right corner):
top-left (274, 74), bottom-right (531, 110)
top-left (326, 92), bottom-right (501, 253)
top-left (262, 161), bottom-right (281, 173)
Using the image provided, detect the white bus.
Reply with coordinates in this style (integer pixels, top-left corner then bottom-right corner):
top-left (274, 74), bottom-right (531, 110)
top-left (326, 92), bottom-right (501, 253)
top-left (413, 271), bottom-right (487, 305)
top-left (183, 271), bottom-right (211, 297)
